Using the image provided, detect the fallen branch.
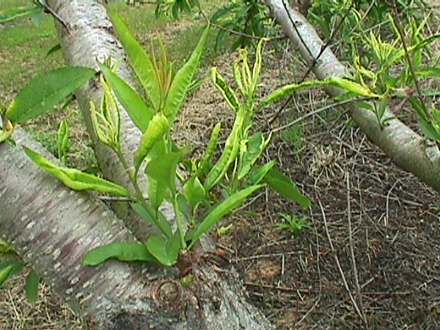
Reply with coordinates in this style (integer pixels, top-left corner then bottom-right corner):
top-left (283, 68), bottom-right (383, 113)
top-left (265, 0), bottom-right (440, 192)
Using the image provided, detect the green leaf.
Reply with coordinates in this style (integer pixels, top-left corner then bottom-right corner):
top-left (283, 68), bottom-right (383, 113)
top-left (110, 12), bottom-right (161, 111)
top-left (259, 78), bottom-right (379, 111)
top-left (146, 234), bottom-right (181, 266)
top-left (57, 120), bottom-right (69, 164)
top-left (184, 176), bottom-right (206, 208)
top-left (238, 132), bottom-right (266, 180)
top-left (131, 203), bottom-right (172, 238)
top-left (211, 67), bottom-right (240, 112)
top-left (25, 270), bottom-right (40, 304)
top-left (409, 96), bottom-right (429, 121)
top-left (0, 6), bottom-right (41, 24)
top-left (0, 260), bottom-right (23, 277)
top-left (204, 107), bottom-right (246, 191)
top-left (99, 62), bottom-right (153, 132)
top-left (416, 66), bottom-right (440, 78)
top-left (327, 77), bottom-right (379, 98)
top-left (418, 118), bottom-right (440, 141)
top-left (134, 113), bottom-right (170, 171)
top-left (148, 177), bottom-right (168, 211)
top-left (264, 169), bottom-right (311, 210)
top-left (0, 265), bottom-right (14, 287)
top-left (146, 150), bottom-right (184, 197)
top-left (164, 26), bottom-right (210, 124)
top-left (245, 161), bottom-right (276, 187)
top-left (189, 184), bottom-right (263, 248)
top-left (83, 242), bottom-right (154, 266)
top-left (197, 122), bottom-right (221, 177)
top-left (24, 147), bottom-right (130, 197)
top-left (46, 43), bottom-right (62, 57)
top-left (6, 67), bottom-right (95, 124)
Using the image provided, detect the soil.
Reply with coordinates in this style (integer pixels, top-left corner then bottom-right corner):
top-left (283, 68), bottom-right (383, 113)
top-left (179, 52), bottom-right (440, 329)
top-left (1, 2), bottom-right (440, 330)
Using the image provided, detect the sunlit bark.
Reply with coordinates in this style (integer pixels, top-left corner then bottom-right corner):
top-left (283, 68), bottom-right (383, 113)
top-left (265, 0), bottom-right (440, 192)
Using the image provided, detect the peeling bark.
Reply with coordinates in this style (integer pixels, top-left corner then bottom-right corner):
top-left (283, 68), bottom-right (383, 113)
top-left (265, 0), bottom-right (440, 192)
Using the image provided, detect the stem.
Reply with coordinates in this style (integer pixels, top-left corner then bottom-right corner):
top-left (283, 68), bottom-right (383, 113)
top-left (115, 148), bottom-right (170, 237)
top-left (173, 195), bottom-right (187, 249)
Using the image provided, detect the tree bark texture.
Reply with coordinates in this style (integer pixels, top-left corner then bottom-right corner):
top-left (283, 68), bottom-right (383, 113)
top-left (265, 0), bottom-right (440, 192)
top-left (46, 0), bottom-right (175, 241)
top-left (0, 129), bottom-right (151, 327)
top-left (0, 130), bottom-right (273, 330)
top-left (0, 1), bottom-right (275, 329)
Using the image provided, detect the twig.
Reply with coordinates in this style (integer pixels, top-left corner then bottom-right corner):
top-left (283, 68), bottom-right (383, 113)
top-left (392, 0), bottom-right (427, 112)
top-left (385, 179), bottom-right (400, 223)
top-left (268, 0), bottom-right (355, 126)
top-left (198, 9), bottom-right (285, 42)
top-left (346, 173), bottom-right (368, 328)
top-left (37, 0), bottom-right (69, 31)
top-left (319, 200), bottom-right (364, 321)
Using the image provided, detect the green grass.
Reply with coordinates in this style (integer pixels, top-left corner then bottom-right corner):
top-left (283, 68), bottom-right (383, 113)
top-left (0, 0), bottom-right (33, 11)
top-left (0, 15), bottom-right (61, 105)
top-left (0, 0), bottom-right (230, 160)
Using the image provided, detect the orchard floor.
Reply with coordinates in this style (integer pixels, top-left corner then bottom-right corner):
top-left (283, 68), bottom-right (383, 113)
top-left (1, 4), bottom-right (440, 330)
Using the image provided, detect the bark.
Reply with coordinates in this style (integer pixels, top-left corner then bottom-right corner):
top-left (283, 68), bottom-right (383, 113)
top-left (0, 1), bottom-right (275, 328)
top-left (46, 0), bottom-right (175, 241)
top-left (0, 129), bottom-right (272, 329)
top-left (265, 0), bottom-right (440, 192)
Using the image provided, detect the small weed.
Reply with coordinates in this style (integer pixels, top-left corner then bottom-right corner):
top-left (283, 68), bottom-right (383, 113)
top-left (217, 223), bottom-right (233, 235)
top-left (280, 121), bottom-right (305, 156)
top-left (276, 213), bottom-right (311, 238)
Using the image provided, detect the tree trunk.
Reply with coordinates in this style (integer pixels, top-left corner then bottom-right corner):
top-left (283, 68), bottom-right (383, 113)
top-left (46, 0), bottom-right (175, 241)
top-left (0, 129), bottom-right (273, 329)
top-left (0, 1), bottom-right (274, 328)
top-left (265, 0), bottom-right (440, 192)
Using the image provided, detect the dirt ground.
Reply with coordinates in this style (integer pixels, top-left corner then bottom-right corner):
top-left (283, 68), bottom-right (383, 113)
top-left (178, 51), bottom-right (440, 329)
top-left (1, 3), bottom-right (440, 330)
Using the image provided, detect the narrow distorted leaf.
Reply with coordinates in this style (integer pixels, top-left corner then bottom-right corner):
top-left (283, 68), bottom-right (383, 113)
top-left (259, 78), bottom-right (379, 111)
top-left (164, 26), bottom-right (210, 124)
top-left (25, 270), bottom-right (40, 304)
top-left (131, 203), bottom-right (172, 238)
top-left (24, 147), bottom-right (130, 197)
top-left (251, 38), bottom-right (266, 94)
top-left (57, 120), bottom-right (69, 164)
top-left (409, 96), bottom-right (429, 121)
top-left (6, 67), bottom-right (95, 124)
top-left (134, 113), bottom-right (170, 171)
top-left (0, 265), bottom-right (14, 287)
top-left (189, 184), bottom-right (263, 248)
top-left (211, 67), bottom-right (240, 112)
top-left (110, 12), bottom-right (161, 111)
top-left (197, 122), bottom-right (221, 177)
top-left (418, 118), bottom-right (440, 141)
top-left (83, 242), bottom-right (154, 266)
top-left (204, 108), bottom-right (246, 191)
top-left (146, 234), bottom-right (180, 266)
top-left (99, 62), bottom-right (153, 132)
top-left (264, 169), bottom-right (311, 209)
top-left (416, 66), bottom-right (440, 78)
